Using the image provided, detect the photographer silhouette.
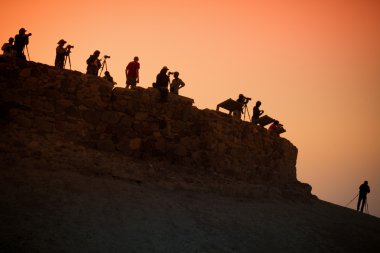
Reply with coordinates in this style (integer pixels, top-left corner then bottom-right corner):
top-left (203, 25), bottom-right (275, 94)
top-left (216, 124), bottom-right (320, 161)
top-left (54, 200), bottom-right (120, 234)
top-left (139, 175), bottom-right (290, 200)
top-left (14, 28), bottom-right (31, 60)
top-left (236, 94), bottom-right (251, 120)
top-left (55, 39), bottom-right (74, 69)
top-left (86, 50), bottom-right (101, 76)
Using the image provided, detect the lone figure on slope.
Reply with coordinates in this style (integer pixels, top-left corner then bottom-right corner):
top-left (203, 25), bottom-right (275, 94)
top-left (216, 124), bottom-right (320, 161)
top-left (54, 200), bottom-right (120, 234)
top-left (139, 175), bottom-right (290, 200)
top-left (357, 180), bottom-right (370, 213)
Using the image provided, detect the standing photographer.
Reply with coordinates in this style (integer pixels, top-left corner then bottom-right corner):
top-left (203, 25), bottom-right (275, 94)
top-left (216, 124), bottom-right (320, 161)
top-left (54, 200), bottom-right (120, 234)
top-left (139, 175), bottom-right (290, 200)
top-left (14, 28), bottom-right (31, 60)
top-left (55, 39), bottom-right (72, 69)
top-left (86, 50), bottom-right (101, 76)
top-left (156, 66), bottom-right (171, 102)
top-left (231, 94), bottom-right (251, 118)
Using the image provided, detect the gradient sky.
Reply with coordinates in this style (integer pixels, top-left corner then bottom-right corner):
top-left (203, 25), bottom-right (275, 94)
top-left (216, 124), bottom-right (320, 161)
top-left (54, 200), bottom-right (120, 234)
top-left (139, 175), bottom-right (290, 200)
top-left (1, 0), bottom-right (379, 217)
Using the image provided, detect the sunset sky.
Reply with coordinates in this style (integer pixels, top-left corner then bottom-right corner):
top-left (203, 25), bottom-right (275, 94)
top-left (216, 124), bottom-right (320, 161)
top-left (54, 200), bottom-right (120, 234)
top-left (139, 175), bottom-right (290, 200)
top-left (1, 0), bottom-right (379, 217)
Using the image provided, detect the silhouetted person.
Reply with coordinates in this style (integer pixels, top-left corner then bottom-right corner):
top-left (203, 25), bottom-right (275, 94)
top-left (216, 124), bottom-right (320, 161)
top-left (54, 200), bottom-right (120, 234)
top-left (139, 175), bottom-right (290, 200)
top-left (268, 120), bottom-right (284, 136)
top-left (86, 50), bottom-right (101, 76)
top-left (125, 56), bottom-right (140, 89)
top-left (170, 72), bottom-right (185, 95)
top-left (357, 181), bottom-right (370, 213)
top-left (14, 28), bottom-right (31, 60)
top-left (252, 101), bottom-right (264, 124)
top-left (103, 71), bottom-right (115, 85)
top-left (156, 66), bottom-right (170, 102)
top-left (55, 39), bottom-right (69, 69)
top-left (1, 37), bottom-right (15, 57)
top-left (229, 94), bottom-right (248, 118)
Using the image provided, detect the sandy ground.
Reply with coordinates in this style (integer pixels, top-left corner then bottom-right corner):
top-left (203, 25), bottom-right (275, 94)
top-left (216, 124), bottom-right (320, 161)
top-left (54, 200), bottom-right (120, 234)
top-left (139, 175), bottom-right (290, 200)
top-left (1, 167), bottom-right (380, 253)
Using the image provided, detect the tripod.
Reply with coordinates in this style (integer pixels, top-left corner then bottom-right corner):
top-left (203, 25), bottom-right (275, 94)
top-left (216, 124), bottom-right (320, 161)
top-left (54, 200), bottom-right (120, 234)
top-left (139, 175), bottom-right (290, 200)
top-left (242, 103), bottom-right (251, 121)
top-left (24, 45), bottom-right (30, 61)
top-left (345, 193), bottom-right (370, 214)
top-left (99, 58), bottom-right (108, 76)
top-left (64, 54), bottom-right (71, 70)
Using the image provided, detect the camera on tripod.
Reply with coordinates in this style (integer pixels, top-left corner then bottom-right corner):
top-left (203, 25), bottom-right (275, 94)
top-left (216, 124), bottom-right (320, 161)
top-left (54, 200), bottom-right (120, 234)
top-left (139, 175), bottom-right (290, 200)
top-left (67, 45), bottom-right (74, 49)
top-left (168, 72), bottom-right (174, 75)
top-left (238, 94), bottom-right (251, 105)
top-left (104, 55), bottom-right (111, 59)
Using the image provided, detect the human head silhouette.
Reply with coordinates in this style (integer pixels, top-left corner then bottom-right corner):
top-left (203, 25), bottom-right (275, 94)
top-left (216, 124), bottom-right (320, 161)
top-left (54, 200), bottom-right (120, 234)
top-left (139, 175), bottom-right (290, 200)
top-left (364, 180), bottom-right (368, 185)
top-left (94, 50), bottom-right (100, 57)
top-left (174, 72), bottom-right (179, 78)
top-left (134, 56), bottom-right (139, 62)
top-left (161, 66), bottom-right (169, 74)
top-left (256, 101), bottom-right (261, 107)
top-left (19, 28), bottom-right (26, 35)
top-left (57, 39), bottom-right (66, 46)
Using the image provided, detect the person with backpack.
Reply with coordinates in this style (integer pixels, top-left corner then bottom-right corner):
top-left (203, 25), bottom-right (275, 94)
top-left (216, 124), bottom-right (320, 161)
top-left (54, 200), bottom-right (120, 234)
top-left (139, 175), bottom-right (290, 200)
top-left (86, 50), bottom-right (101, 75)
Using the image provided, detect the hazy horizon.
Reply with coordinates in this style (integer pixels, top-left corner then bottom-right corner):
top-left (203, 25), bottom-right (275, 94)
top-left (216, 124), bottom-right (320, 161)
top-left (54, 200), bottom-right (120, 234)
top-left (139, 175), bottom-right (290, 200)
top-left (1, 0), bottom-right (379, 217)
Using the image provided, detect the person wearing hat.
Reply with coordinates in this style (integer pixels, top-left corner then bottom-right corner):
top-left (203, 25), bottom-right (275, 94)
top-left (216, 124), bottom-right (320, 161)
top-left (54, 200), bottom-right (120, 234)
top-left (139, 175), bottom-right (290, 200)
top-left (1, 37), bottom-right (15, 57)
top-left (156, 66), bottom-right (171, 101)
top-left (55, 39), bottom-right (69, 69)
top-left (125, 56), bottom-right (140, 89)
top-left (170, 71), bottom-right (185, 95)
top-left (86, 50), bottom-right (101, 76)
top-left (14, 28), bottom-right (32, 60)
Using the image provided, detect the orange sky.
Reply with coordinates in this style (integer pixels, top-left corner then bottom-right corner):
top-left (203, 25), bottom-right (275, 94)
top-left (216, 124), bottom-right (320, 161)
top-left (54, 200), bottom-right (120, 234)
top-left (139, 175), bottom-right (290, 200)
top-left (1, 0), bottom-right (380, 217)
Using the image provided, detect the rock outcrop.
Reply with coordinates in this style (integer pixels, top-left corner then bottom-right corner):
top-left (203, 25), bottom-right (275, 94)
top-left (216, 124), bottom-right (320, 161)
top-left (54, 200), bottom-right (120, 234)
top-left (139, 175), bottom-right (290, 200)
top-left (2, 58), bottom-right (380, 253)
top-left (0, 58), bottom-right (301, 187)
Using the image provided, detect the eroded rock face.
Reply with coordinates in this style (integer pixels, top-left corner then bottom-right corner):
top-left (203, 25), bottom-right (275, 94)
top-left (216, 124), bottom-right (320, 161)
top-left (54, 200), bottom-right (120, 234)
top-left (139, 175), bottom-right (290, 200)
top-left (0, 58), bottom-right (298, 184)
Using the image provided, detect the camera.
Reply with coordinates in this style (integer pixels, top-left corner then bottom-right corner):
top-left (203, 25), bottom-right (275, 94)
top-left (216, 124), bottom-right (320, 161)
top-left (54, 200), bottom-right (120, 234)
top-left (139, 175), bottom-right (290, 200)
top-left (168, 72), bottom-right (174, 75)
top-left (237, 94), bottom-right (251, 105)
top-left (104, 55), bottom-right (110, 59)
top-left (27, 33), bottom-right (32, 37)
top-left (67, 45), bottom-right (74, 49)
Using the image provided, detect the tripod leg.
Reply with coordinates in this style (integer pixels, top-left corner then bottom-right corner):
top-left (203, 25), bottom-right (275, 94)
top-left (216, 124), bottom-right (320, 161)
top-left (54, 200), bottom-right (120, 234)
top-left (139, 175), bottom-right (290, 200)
top-left (25, 45), bottom-right (30, 61)
top-left (68, 55), bottom-right (71, 70)
top-left (99, 63), bottom-right (104, 76)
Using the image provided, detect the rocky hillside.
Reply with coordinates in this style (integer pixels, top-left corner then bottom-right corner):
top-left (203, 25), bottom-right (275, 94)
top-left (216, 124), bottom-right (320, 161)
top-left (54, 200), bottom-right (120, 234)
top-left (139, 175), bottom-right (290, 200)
top-left (1, 57), bottom-right (379, 253)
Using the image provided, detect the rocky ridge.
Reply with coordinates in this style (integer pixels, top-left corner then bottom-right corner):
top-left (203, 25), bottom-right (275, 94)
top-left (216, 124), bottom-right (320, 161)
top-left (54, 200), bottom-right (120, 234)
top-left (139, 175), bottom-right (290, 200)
top-left (2, 58), bottom-right (380, 253)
